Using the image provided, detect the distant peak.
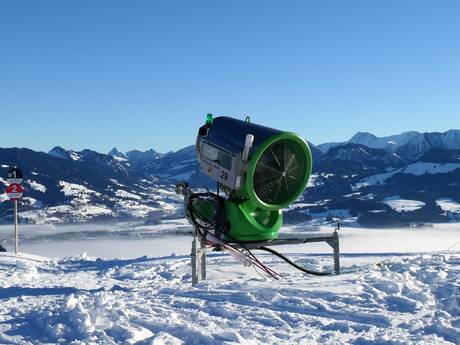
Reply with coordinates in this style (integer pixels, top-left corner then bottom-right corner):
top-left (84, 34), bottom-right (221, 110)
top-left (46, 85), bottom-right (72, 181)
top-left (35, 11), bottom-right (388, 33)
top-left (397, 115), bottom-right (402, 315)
top-left (48, 146), bottom-right (69, 158)
top-left (126, 148), bottom-right (163, 161)
top-left (48, 146), bottom-right (67, 153)
top-left (48, 146), bottom-right (80, 161)
top-left (108, 147), bottom-right (126, 158)
top-left (350, 132), bottom-right (377, 141)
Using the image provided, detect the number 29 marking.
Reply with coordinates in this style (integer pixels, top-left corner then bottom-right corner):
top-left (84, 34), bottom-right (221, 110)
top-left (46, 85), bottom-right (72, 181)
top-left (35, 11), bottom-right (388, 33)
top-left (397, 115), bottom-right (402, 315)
top-left (220, 171), bottom-right (228, 181)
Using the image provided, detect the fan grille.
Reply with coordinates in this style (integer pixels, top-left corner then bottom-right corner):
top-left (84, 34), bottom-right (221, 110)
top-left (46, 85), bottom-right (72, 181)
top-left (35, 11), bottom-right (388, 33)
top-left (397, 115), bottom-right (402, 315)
top-left (253, 139), bottom-right (307, 205)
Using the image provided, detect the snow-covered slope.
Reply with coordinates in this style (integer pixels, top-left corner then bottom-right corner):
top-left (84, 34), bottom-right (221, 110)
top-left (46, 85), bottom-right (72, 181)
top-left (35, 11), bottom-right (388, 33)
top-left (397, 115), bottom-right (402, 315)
top-left (0, 223), bottom-right (459, 344)
top-left (0, 149), bottom-right (182, 224)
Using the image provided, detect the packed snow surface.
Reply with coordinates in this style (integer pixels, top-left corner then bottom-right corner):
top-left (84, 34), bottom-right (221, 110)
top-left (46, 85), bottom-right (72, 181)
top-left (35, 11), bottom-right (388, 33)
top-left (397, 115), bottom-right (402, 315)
top-left (0, 223), bottom-right (459, 344)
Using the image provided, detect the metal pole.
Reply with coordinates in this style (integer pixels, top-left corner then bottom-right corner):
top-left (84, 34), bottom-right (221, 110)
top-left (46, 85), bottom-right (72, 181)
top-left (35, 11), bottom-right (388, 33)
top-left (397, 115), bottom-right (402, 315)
top-left (200, 238), bottom-right (206, 281)
top-left (333, 231), bottom-right (340, 275)
top-left (191, 236), bottom-right (198, 285)
top-left (14, 200), bottom-right (18, 255)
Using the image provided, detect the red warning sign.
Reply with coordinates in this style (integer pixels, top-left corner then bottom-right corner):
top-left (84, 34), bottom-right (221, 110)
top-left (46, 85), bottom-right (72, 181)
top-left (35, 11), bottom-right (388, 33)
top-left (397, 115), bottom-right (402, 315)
top-left (6, 183), bottom-right (24, 200)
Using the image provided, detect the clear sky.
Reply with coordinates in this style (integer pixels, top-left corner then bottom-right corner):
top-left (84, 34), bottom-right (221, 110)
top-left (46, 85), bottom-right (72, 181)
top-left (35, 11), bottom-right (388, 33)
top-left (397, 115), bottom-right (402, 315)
top-left (1, 1), bottom-right (459, 154)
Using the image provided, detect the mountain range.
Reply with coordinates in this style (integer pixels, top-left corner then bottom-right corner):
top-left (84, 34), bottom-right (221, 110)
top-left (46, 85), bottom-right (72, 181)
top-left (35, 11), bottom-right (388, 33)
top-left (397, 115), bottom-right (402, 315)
top-left (317, 129), bottom-right (460, 160)
top-left (1, 129), bottom-right (460, 227)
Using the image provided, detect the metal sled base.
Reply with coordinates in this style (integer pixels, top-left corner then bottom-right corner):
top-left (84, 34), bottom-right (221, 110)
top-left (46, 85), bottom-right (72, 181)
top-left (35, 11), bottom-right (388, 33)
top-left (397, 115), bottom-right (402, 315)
top-left (191, 231), bottom-right (340, 285)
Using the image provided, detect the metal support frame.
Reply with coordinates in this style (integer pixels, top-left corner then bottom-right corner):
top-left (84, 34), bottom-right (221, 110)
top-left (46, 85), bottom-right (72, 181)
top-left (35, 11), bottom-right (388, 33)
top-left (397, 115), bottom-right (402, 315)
top-left (191, 236), bottom-right (207, 285)
top-left (191, 230), bottom-right (340, 285)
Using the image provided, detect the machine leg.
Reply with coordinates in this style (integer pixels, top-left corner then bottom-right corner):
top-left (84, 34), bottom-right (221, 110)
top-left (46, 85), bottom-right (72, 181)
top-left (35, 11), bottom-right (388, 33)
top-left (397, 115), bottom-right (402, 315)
top-left (191, 237), bottom-right (198, 285)
top-left (332, 232), bottom-right (340, 275)
top-left (200, 239), bottom-right (207, 281)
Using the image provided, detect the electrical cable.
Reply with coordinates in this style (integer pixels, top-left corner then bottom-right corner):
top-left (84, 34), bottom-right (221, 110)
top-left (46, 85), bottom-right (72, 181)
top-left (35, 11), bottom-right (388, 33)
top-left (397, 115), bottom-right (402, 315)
top-left (223, 232), bottom-right (282, 279)
top-left (186, 190), bottom-right (281, 279)
top-left (255, 246), bottom-right (333, 276)
top-left (186, 188), bottom-right (331, 279)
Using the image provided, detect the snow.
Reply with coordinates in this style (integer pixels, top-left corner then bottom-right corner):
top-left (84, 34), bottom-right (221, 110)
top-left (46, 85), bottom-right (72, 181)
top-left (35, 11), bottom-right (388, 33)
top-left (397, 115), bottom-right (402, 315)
top-left (19, 204), bottom-right (113, 224)
top-left (309, 209), bottom-right (352, 219)
top-left (13, 182), bottom-right (181, 224)
top-left (26, 179), bottom-right (47, 193)
top-left (288, 203), bottom-right (319, 210)
top-left (383, 196), bottom-right (425, 212)
top-left (437, 198), bottom-right (460, 214)
top-left (60, 181), bottom-right (94, 197)
top-left (354, 162), bottom-right (460, 190)
top-left (109, 178), bottom-right (126, 187)
top-left (318, 129), bottom-right (460, 154)
top-left (115, 189), bottom-right (143, 201)
top-left (112, 155), bottom-right (128, 162)
top-left (78, 205), bottom-right (113, 217)
top-left (403, 162), bottom-right (460, 176)
top-left (0, 222), bottom-right (459, 344)
top-left (21, 197), bottom-right (43, 208)
top-left (69, 152), bottom-right (81, 160)
top-left (115, 199), bottom-right (159, 217)
top-left (353, 170), bottom-right (398, 190)
top-left (59, 181), bottom-right (101, 205)
top-left (170, 171), bottom-right (194, 181)
top-left (318, 131), bottom-right (424, 152)
top-left (307, 174), bottom-right (335, 188)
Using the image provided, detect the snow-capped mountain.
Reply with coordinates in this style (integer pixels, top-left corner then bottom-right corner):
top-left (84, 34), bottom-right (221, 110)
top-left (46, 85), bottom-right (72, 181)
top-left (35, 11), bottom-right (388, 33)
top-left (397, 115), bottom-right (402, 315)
top-left (108, 148), bottom-right (165, 168)
top-left (317, 129), bottom-right (460, 160)
top-left (49, 147), bottom-right (127, 170)
top-left (125, 149), bottom-right (163, 163)
top-left (48, 146), bottom-right (82, 161)
top-left (108, 147), bottom-right (127, 160)
top-left (1, 129), bottom-right (460, 226)
top-left (139, 145), bottom-right (200, 181)
top-left (303, 144), bottom-right (460, 227)
top-left (0, 148), bottom-right (181, 224)
top-left (313, 143), bottom-right (406, 176)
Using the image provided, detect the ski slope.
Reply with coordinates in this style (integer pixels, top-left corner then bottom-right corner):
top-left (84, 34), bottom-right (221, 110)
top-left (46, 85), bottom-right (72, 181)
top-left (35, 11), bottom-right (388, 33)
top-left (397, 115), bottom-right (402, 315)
top-left (0, 223), bottom-right (459, 344)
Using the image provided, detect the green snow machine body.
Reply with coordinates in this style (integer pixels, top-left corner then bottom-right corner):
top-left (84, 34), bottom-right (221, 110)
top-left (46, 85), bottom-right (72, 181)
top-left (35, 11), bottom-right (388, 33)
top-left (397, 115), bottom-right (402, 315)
top-left (195, 115), bottom-right (313, 242)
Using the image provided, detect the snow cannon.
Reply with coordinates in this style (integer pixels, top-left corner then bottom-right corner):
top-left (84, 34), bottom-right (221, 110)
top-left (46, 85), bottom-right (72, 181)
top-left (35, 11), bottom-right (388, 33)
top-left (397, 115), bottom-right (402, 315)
top-left (192, 114), bottom-right (312, 241)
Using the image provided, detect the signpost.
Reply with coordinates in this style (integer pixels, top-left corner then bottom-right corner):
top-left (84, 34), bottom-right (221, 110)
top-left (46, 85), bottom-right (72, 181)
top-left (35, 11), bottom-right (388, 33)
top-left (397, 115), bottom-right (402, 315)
top-left (6, 183), bottom-right (24, 200)
top-left (5, 168), bottom-right (24, 255)
top-left (6, 167), bottom-right (23, 184)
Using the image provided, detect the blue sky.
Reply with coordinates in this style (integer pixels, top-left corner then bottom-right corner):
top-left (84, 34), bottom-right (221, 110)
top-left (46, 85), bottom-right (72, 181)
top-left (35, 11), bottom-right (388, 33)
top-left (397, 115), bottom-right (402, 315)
top-left (1, 1), bottom-right (459, 154)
